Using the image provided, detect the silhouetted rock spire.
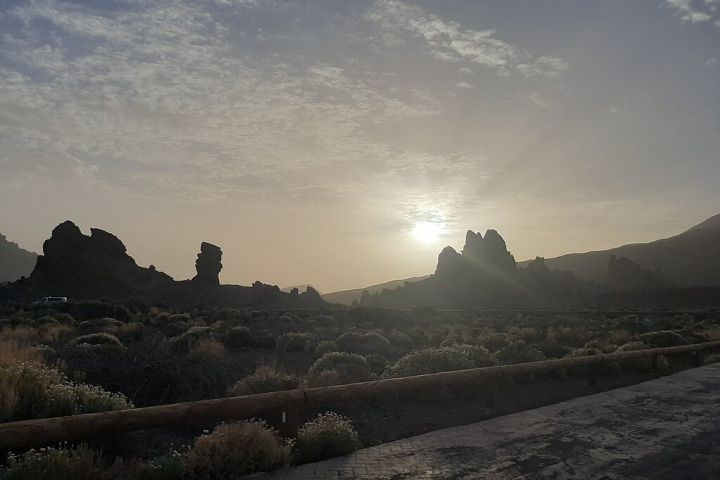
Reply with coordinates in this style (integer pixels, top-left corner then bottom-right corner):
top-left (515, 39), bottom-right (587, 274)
top-left (193, 242), bottom-right (222, 285)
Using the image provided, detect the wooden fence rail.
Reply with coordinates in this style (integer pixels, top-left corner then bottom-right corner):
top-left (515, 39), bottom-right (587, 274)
top-left (1, 340), bottom-right (719, 450)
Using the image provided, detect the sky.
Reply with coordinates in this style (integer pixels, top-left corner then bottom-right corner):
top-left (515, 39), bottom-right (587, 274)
top-left (1, 0), bottom-right (719, 293)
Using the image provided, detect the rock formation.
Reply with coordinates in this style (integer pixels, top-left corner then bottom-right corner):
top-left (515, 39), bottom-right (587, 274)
top-left (22, 221), bottom-right (173, 299)
top-left (608, 255), bottom-right (669, 291)
top-left (0, 221), bottom-right (327, 309)
top-left (436, 229), bottom-right (517, 279)
top-left (192, 242), bottom-right (222, 285)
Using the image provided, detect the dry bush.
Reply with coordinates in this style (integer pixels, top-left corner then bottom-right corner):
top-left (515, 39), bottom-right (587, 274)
top-left (0, 445), bottom-right (108, 480)
top-left (306, 352), bottom-right (370, 386)
top-left (294, 412), bottom-right (362, 464)
top-left (189, 338), bottom-right (226, 361)
top-left (313, 340), bottom-right (338, 357)
top-left (0, 362), bottom-right (132, 422)
top-left (383, 346), bottom-right (473, 378)
top-left (185, 420), bottom-right (291, 478)
top-left (0, 340), bottom-right (44, 367)
top-left (336, 332), bottom-right (390, 355)
top-left (496, 341), bottom-right (546, 365)
top-left (1, 325), bottom-right (71, 345)
top-left (275, 333), bottom-right (310, 352)
top-left (229, 366), bottom-right (299, 396)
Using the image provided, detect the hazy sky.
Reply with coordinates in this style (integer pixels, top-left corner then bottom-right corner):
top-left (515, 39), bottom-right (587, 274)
top-left (1, 0), bottom-right (719, 292)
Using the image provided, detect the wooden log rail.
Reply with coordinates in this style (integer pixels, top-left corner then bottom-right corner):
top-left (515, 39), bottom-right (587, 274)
top-left (1, 340), bottom-right (719, 450)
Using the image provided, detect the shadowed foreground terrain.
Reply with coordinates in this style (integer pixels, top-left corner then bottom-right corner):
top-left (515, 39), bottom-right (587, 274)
top-left (259, 362), bottom-right (720, 479)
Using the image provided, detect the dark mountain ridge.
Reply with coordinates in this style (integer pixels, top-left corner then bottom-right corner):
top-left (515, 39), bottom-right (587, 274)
top-left (522, 213), bottom-right (720, 286)
top-left (0, 233), bottom-right (38, 283)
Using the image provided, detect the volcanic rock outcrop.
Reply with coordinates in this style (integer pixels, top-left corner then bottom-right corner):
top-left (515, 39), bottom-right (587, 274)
top-left (17, 221), bottom-right (173, 299)
top-left (0, 221), bottom-right (326, 308)
top-left (364, 228), bottom-right (581, 308)
top-left (192, 242), bottom-right (222, 285)
top-left (436, 229), bottom-right (517, 279)
top-left (608, 255), bottom-right (669, 291)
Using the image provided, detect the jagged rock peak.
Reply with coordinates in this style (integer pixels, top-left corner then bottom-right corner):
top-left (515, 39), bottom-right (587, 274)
top-left (43, 220), bottom-right (87, 256)
top-left (435, 246), bottom-right (463, 277)
top-left (90, 228), bottom-right (127, 257)
top-left (193, 242), bottom-right (222, 285)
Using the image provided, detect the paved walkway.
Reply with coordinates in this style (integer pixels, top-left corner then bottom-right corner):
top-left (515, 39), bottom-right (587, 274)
top-left (256, 363), bottom-right (720, 479)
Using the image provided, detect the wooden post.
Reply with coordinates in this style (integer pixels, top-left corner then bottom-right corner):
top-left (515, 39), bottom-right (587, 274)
top-left (269, 408), bottom-right (301, 438)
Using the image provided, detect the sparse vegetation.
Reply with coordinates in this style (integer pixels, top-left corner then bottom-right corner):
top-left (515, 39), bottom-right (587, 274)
top-left (294, 412), bottom-right (362, 463)
top-left (185, 420), bottom-right (292, 478)
top-left (1, 300), bottom-right (718, 477)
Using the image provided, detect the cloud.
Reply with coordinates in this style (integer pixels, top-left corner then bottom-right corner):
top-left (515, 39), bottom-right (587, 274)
top-left (665, 0), bottom-right (716, 23)
top-left (369, 0), bottom-right (568, 77)
top-left (0, 0), bottom-right (439, 203)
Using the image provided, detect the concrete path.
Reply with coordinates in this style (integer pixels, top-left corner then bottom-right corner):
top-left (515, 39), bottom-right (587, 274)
top-left (257, 363), bottom-right (720, 479)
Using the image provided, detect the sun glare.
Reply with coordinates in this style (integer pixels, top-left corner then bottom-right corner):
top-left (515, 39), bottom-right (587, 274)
top-left (411, 221), bottom-right (446, 244)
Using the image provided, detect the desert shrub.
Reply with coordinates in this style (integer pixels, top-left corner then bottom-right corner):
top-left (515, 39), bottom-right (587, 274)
top-left (439, 334), bottom-right (466, 347)
top-left (0, 362), bottom-right (131, 421)
top-left (388, 332), bottom-right (414, 346)
top-left (313, 340), bottom-right (338, 357)
top-left (70, 301), bottom-right (131, 322)
top-left (51, 312), bottom-right (75, 325)
top-left (77, 318), bottom-right (123, 333)
top-left (0, 340), bottom-right (44, 367)
top-left (223, 326), bottom-right (249, 349)
top-left (477, 333), bottom-right (509, 352)
top-left (276, 333), bottom-right (309, 352)
top-left (336, 332), bottom-right (390, 355)
top-left (566, 346), bottom-right (604, 358)
top-left (185, 420), bottom-right (291, 478)
top-left (294, 412), bottom-right (362, 464)
top-left (212, 307), bottom-right (250, 323)
top-left (229, 366), bottom-right (300, 396)
top-left (616, 341), bottom-right (649, 352)
top-left (365, 354), bottom-right (388, 375)
top-left (496, 341), bottom-right (546, 365)
top-left (223, 326), bottom-right (275, 350)
top-left (57, 335), bottom-right (232, 406)
top-left (383, 347), bottom-right (474, 378)
top-left (69, 333), bottom-right (124, 350)
top-left (306, 352), bottom-right (370, 386)
top-left (537, 340), bottom-right (571, 359)
top-left (167, 313), bottom-right (191, 324)
top-left (639, 330), bottom-right (688, 348)
top-left (188, 338), bottom-right (225, 361)
top-left (162, 321), bottom-right (189, 338)
top-left (29, 316), bottom-right (59, 328)
top-left (169, 327), bottom-right (212, 353)
top-left (0, 445), bottom-right (107, 480)
top-left (452, 344), bottom-right (497, 368)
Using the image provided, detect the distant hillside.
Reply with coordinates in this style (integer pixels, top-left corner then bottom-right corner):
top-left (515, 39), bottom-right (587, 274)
top-left (0, 233), bottom-right (37, 283)
top-left (322, 275), bottom-right (430, 305)
top-left (522, 213), bottom-right (720, 286)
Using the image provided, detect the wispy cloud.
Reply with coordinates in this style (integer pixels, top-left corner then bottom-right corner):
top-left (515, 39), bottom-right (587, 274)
top-left (665, 0), bottom-right (718, 24)
top-left (0, 0), bottom-right (438, 203)
top-left (368, 0), bottom-right (569, 77)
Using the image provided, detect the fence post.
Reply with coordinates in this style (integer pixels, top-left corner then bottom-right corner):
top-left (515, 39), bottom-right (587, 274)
top-left (274, 408), bottom-right (301, 438)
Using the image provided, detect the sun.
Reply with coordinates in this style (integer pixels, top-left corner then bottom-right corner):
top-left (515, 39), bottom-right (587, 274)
top-left (411, 221), bottom-right (446, 244)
